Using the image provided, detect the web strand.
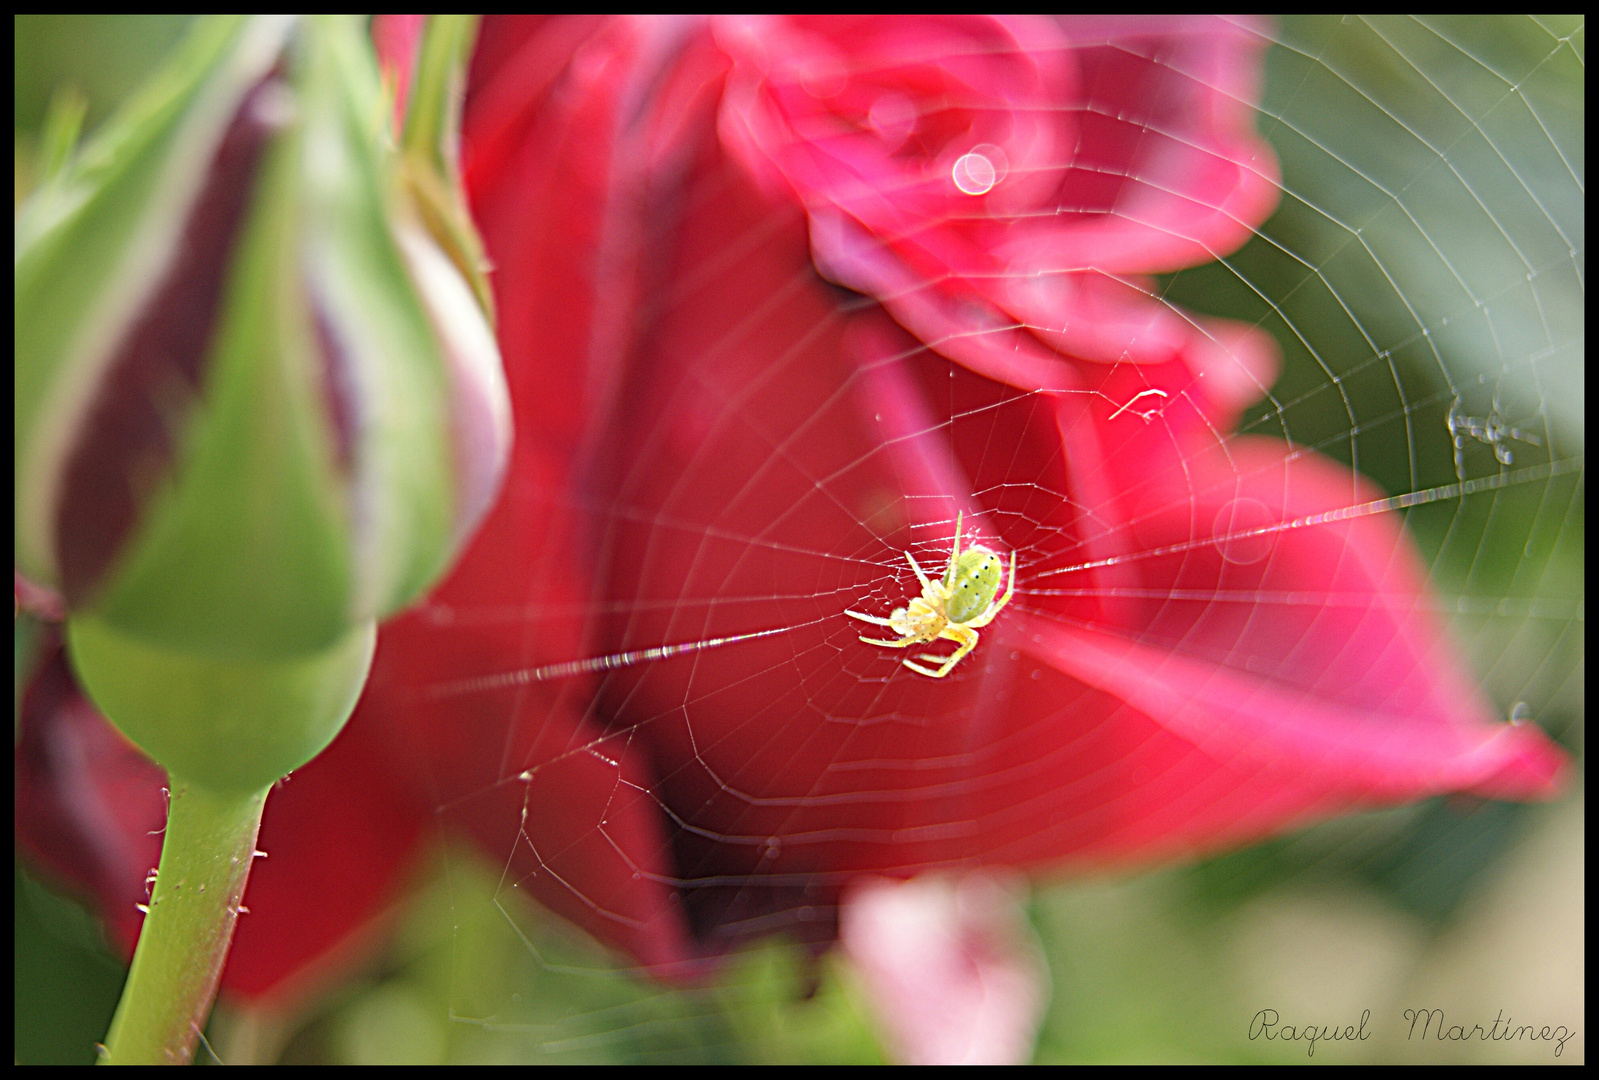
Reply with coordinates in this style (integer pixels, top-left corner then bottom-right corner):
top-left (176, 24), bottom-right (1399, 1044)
top-left (425, 618), bottom-right (831, 697)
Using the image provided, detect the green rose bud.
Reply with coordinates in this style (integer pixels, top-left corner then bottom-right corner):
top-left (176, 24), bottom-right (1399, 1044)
top-left (14, 15), bottom-right (509, 792)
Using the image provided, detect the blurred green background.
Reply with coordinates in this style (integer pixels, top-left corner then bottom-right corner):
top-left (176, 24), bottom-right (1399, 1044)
top-left (15, 14), bottom-right (1583, 1063)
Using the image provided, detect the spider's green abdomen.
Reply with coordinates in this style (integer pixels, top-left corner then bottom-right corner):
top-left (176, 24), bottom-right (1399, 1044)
top-left (945, 547), bottom-right (1003, 625)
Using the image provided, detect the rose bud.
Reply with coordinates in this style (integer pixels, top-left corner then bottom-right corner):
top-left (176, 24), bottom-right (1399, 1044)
top-left (14, 14), bottom-right (510, 793)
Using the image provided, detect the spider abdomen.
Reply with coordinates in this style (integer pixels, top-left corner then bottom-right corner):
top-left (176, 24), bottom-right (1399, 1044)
top-left (944, 548), bottom-right (1003, 625)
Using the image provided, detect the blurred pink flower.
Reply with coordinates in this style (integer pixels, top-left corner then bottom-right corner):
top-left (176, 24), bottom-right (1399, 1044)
top-left (16, 16), bottom-right (1566, 1037)
top-left (840, 873), bottom-right (1048, 1064)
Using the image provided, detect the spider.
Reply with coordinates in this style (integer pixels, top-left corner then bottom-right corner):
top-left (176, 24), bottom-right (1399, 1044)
top-left (847, 512), bottom-right (1016, 678)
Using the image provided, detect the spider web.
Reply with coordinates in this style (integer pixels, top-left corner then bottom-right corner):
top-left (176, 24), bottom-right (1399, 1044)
top-left (360, 16), bottom-right (1585, 1065)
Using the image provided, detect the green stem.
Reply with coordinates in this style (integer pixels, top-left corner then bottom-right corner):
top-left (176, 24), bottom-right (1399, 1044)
top-left (99, 778), bottom-right (271, 1064)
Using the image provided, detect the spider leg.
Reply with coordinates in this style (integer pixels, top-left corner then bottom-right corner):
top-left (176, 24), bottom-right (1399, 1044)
top-left (904, 626), bottom-right (977, 678)
top-left (915, 624), bottom-right (977, 665)
top-left (903, 549), bottom-right (933, 591)
top-left (859, 634), bottom-right (921, 648)
top-left (943, 511), bottom-right (963, 589)
top-left (845, 608), bottom-right (896, 627)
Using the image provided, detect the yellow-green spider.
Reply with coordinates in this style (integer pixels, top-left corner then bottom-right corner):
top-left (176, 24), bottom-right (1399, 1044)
top-left (847, 512), bottom-right (1016, 678)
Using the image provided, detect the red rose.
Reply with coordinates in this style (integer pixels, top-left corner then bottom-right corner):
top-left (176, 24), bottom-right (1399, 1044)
top-left (17, 14), bottom-right (1566, 1015)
